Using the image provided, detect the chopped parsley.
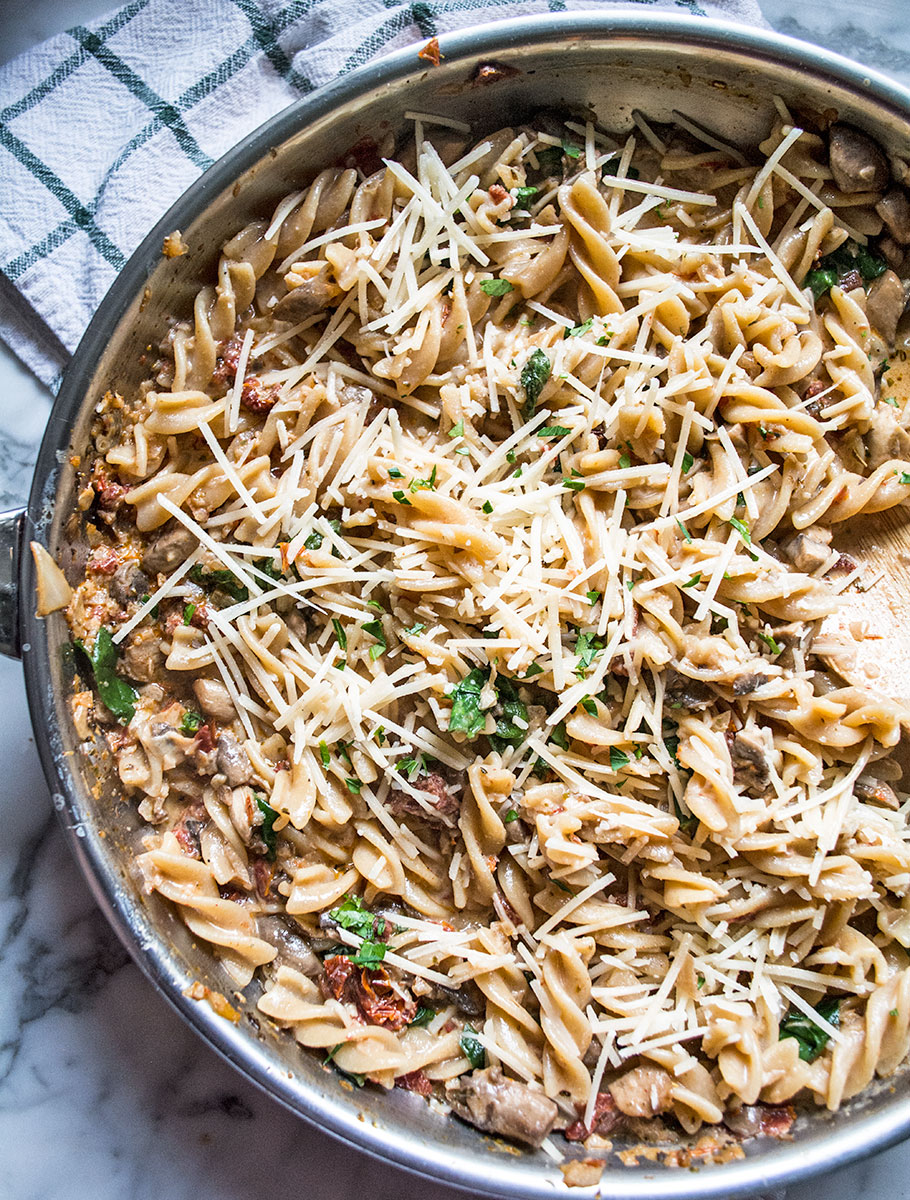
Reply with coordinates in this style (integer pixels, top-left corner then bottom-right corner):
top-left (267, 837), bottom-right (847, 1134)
top-left (351, 941), bottom-right (387, 968)
top-left (682, 574), bottom-right (701, 588)
top-left (180, 710), bottom-right (203, 736)
top-left (618, 452), bottom-right (631, 470)
top-left (319, 740), bottom-right (330, 768)
top-left (728, 516), bottom-right (752, 545)
top-left (480, 277), bottom-right (514, 296)
top-left (564, 317), bottom-right (593, 339)
top-left (362, 618), bottom-right (387, 660)
top-left (345, 778), bottom-right (362, 794)
top-left (329, 894), bottom-right (385, 941)
top-left (388, 467), bottom-right (403, 479)
top-left (182, 602), bottom-right (196, 626)
top-left (682, 451), bottom-right (694, 473)
top-left (899, 471), bottom-right (910, 485)
top-left (503, 809), bottom-right (520, 823)
top-left (514, 185), bottom-right (539, 205)
top-left (410, 1005), bottom-right (436, 1027)
top-left (537, 425), bottom-right (571, 438)
top-left (396, 753), bottom-right (429, 782)
top-left (676, 518), bottom-right (692, 543)
top-left (563, 478), bottom-right (585, 491)
top-left (332, 617), bottom-right (347, 651)
top-left (482, 500), bottom-right (493, 514)
top-left (524, 662), bottom-right (544, 678)
top-left (561, 138), bottom-right (581, 159)
top-left (586, 589), bottom-right (601, 605)
top-left (757, 631), bottom-right (782, 655)
top-left (449, 419), bottom-right (464, 439)
top-left (410, 465), bottom-right (437, 492)
top-left (580, 696), bottom-right (598, 716)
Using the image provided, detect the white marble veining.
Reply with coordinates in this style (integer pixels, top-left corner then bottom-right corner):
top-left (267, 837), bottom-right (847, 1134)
top-left (3, 4), bottom-right (910, 1198)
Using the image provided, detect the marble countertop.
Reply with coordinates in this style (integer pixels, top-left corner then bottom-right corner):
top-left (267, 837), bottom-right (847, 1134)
top-left (4, 3), bottom-right (910, 1198)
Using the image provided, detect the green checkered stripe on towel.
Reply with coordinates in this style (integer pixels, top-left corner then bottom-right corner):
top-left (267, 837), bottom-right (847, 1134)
top-left (0, 0), bottom-right (758, 390)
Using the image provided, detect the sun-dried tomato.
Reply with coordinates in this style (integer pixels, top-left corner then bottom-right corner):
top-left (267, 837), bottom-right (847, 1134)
top-left (321, 956), bottom-right (417, 1031)
top-left (252, 857), bottom-right (274, 898)
top-left (758, 1104), bottom-right (795, 1139)
top-left (88, 545), bottom-right (120, 575)
top-left (212, 335), bottom-right (245, 385)
top-left (386, 772), bottom-right (459, 822)
top-left (194, 723), bottom-right (215, 754)
top-left (241, 375), bottom-right (280, 413)
top-left (565, 1092), bottom-right (622, 1142)
top-left (93, 472), bottom-right (128, 512)
top-left (489, 183), bottom-right (509, 204)
top-left (395, 1070), bottom-right (433, 1096)
top-left (323, 955), bottom-right (359, 1004)
top-left (174, 818), bottom-right (203, 859)
top-left (337, 136), bottom-right (385, 178)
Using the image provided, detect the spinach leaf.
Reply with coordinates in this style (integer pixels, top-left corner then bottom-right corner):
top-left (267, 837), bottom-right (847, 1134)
top-left (610, 747), bottom-right (630, 771)
top-left (804, 238), bottom-right (888, 302)
top-left (410, 1004), bottom-right (436, 1027)
top-left (779, 997), bottom-right (839, 1063)
top-left (188, 564), bottom-right (249, 603)
top-left (534, 145), bottom-right (564, 175)
top-left (460, 1024), bottom-right (486, 1069)
top-left (255, 795), bottom-right (279, 861)
top-left (520, 348), bottom-right (551, 418)
top-left (85, 628), bottom-right (138, 724)
top-left (448, 667), bottom-right (490, 738)
top-left (490, 674), bottom-right (529, 752)
top-left (574, 628), bottom-right (603, 676)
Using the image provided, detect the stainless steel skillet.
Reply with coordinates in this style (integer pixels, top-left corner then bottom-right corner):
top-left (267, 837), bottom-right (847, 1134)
top-left (3, 12), bottom-right (910, 1197)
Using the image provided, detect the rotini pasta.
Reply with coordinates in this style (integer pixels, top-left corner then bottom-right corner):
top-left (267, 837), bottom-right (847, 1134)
top-left (61, 103), bottom-right (910, 1161)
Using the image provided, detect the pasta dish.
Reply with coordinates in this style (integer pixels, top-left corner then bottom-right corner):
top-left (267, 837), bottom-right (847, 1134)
top-left (56, 101), bottom-right (910, 1160)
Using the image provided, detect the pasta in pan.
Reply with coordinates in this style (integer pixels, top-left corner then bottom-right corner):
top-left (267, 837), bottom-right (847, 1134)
top-left (61, 100), bottom-right (910, 1158)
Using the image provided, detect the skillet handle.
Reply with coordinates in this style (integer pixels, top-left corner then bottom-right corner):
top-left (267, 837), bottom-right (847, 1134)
top-left (0, 508), bottom-right (23, 660)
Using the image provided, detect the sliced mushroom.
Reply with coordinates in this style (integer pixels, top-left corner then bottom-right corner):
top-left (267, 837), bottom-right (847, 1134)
top-left (866, 269), bottom-right (907, 345)
top-left (608, 1064), bottom-right (673, 1118)
top-left (876, 189), bottom-right (910, 245)
top-left (828, 123), bottom-right (890, 194)
top-left (121, 628), bottom-right (164, 683)
top-left (780, 532), bottom-right (831, 574)
top-left (445, 1067), bottom-right (558, 1147)
top-left (193, 677), bottom-right (237, 721)
top-left (141, 526), bottom-right (198, 574)
top-left (215, 730), bottom-right (253, 785)
top-left (731, 728), bottom-right (773, 796)
top-left (110, 562), bottom-right (149, 607)
top-left (665, 669), bottom-right (713, 711)
top-left (272, 264), bottom-right (340, 321)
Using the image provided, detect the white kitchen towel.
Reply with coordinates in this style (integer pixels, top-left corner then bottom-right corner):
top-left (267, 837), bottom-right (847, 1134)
top-left (0, 0), bottom-right (765, 391)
